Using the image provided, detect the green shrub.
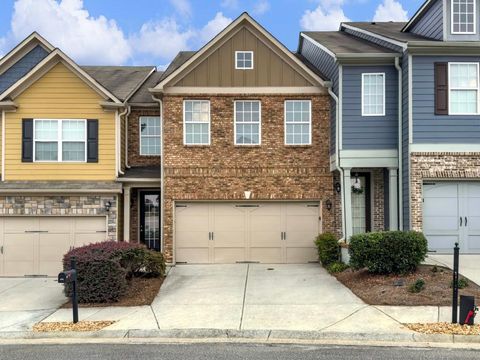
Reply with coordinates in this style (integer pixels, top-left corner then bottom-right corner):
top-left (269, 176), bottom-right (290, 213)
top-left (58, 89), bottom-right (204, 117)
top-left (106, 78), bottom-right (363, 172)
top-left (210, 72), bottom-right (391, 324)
top-left (315, 233), bottom-right (340, 266)
top-left (327, 261), bottom-right (349, 274)
top-left (451, 278), bottom-right (469, 289)
top-left (348, 231), bottom-right (428, 275)
top-left (409, 278), bottom-right (426, 293)
top-left (63, 241), bottom-right (166, 303)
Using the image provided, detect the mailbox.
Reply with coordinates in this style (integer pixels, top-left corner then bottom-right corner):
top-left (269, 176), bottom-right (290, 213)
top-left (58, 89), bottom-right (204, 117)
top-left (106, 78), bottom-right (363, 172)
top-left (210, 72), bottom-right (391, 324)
top-left (58, 269), bottom-right (77, 284)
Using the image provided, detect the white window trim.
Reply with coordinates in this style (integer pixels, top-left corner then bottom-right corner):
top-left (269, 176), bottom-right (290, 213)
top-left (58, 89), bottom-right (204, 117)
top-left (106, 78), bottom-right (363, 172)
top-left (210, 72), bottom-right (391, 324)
top-left (33, 119), bottom-right (87, 163)
top-left (183, 100), bottom-right (211, 146)
top-left (284, 100), bottom-right (312, 146)
top-left (139, 116), bottom-right (161, 156)
top-left (448, 62), bottom-right (480, 115)
top-left (233, 100), bottom-right (262, 146)
top-left (451, 0), bottom-right (477, 35)
top-left (235, 51), bottom-right (254, 70)
top-left (361, 73), bottom-right (386, 117)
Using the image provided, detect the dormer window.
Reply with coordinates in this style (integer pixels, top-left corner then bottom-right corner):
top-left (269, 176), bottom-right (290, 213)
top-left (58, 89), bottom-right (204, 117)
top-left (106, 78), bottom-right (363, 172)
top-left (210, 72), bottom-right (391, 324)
top-left (452, 0), bottom-right (476, 34)
top-left (235, 51), bottom-right (253, 70)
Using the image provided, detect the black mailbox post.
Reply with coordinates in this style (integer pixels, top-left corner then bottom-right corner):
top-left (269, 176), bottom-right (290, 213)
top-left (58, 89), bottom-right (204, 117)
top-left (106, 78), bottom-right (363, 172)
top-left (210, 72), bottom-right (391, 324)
top-left (452, 243), bottom-right (460, 324)
top-left (58, 258), bottom-right (79, 323)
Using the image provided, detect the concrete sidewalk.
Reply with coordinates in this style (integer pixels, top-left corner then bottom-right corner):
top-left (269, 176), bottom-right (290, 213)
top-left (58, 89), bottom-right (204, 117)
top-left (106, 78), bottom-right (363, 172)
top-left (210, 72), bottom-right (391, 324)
top-left (427, 254), bottom-right (480, 285)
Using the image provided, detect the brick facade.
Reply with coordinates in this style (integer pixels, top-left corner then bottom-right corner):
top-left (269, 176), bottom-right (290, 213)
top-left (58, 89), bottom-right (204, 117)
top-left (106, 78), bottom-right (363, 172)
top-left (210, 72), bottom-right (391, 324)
top-left (0, 194), bottom-right (118, 240)
top-left (127, 107), bottom-right (161, 167)
top-left (372, 168), bottom-right (385, 232)
top-left (162, 94), bottom-right (335, 263)
top-left (410, 152), bottom-right (480, 231)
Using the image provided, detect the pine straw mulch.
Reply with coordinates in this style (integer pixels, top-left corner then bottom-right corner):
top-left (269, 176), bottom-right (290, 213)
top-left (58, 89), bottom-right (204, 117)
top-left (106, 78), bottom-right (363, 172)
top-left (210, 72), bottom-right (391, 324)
top-left (62, 276), bottom-right (163, 308)
top-left (333, 265), bottom-right (480, 306)
top-left (33, 321), bottom-right (115, 332)
top-left (406, 322), bottom-right (480, 335)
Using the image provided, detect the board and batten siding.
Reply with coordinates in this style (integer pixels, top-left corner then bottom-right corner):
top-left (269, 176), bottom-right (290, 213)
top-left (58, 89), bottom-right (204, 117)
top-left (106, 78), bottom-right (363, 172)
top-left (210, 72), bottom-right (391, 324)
top-left (0, 45), bottom-right (49, 94)
top-left (342, 65), bottom-right (398, 150)
top-left (173, 26), bottom-right (313, 88)
top-left (412, 56), bottom-right (480, 143)
top-left (402, 52), bottom-right (410, 230)
top-left (410, 0), bottom-right (443, 40)
top-left (299, 36), bottom-right (338, 155)
top-left (4, 62), bottom-right (116, 181)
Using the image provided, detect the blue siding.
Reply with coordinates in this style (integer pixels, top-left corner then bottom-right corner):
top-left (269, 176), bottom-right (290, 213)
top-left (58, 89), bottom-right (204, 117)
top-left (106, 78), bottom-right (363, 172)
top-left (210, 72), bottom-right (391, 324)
top-left (412, 56), bottom-right (480, 143)
top-left (410, 0), bottom-right (443, 40)
top-left (299, 37), bottom-right (339, 155)
top-left (342, 65), bottom-right (398, 150)
top-left (342, 27), bottom-right (404, 52)
top-left (402, 51), bottom-right (410, 230)
top-left (0, 45), bottom-right (49, 93)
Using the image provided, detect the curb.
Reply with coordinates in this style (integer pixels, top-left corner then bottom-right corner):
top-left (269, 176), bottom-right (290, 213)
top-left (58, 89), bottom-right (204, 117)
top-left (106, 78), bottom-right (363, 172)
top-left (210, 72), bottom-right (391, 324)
top-left (0, 329), bottom-right (479, 345)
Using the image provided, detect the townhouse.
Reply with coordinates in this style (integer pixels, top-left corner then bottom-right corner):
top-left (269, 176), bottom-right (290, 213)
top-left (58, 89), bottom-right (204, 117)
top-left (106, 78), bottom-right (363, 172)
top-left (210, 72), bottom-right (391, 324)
top-left (0, 0), bottom-right (478, 276)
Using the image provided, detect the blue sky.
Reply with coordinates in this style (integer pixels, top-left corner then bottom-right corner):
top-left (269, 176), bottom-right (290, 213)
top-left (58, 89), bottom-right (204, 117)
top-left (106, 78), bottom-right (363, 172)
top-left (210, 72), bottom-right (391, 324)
top-left (0, 0), bottom-right (425, 67)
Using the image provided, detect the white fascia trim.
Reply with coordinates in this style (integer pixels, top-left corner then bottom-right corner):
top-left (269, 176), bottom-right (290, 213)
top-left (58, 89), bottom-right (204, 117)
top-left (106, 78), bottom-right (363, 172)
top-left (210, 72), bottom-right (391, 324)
top-left (411, 144), bottom-right (480, 152)
top-left (341, 24), bottom-right (408, 50)
top-left (300, 33), bottom-right (337, 59)
top-left (402, 0), bottom-right (434, 32)
top-left (161, 86), bottom-right (326, 95)
top-left (339, 149), bottom-right (399, 168)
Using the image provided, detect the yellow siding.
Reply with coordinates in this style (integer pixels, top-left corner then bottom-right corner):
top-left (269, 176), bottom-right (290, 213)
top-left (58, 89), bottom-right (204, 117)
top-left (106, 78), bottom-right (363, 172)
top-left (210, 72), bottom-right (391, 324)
top-left (5, 63), bottom-right (116, 181)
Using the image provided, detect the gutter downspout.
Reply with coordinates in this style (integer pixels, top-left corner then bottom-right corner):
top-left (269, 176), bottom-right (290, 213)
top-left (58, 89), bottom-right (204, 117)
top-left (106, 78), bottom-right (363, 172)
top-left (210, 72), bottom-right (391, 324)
top-left (394, 56), bottom-right (403, 230)
top-left (123, 105), bottom-right (132, 169)
top-left (1, 110), bottom-right (4, 182)
top-left (117, 105), bottom-right (129, 176)
top-left (152, 95), bottom-right (164, 253)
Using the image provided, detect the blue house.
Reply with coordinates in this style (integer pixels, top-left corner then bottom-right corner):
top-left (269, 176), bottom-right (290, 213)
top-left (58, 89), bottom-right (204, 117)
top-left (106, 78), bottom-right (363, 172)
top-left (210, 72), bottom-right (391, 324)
top-left (299, 0), bottom-right (480, 254)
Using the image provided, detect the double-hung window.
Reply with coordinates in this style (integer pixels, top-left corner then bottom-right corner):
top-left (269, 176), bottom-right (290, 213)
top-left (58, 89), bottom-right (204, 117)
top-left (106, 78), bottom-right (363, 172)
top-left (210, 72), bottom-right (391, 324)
top-left (362, 73), bottom-right (385, 116)
top-left (140, 116), bottom-right (161, 155)
top-left (452, 0), bottom-right (476, 34)
top-left (449, 63), bottom-right (480, 115)
top-left (234, 100), bottom-right (261, 145)
top-left (184, 100), bottom-right (210, 145)
top-left (34, 119), bottom-right (86, 162)
top-left (285, 100), bottom-right (311, 145)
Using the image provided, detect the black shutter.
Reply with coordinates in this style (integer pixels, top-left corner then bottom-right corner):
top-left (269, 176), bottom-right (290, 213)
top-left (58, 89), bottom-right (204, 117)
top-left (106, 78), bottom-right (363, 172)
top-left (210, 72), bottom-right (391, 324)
top-left (87, 119), bottom-right (98, 163)
top-left (22, 119), bottom-right (33, 162)
top-left (435, 63), bottom-right (448, 115)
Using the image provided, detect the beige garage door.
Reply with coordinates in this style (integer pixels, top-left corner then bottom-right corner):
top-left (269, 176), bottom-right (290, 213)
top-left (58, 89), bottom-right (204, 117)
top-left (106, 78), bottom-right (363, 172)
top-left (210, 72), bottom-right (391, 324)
top-left (0, 216), bottom-right (107, 276)
top-left (175, 202), bottom-right (321, 264)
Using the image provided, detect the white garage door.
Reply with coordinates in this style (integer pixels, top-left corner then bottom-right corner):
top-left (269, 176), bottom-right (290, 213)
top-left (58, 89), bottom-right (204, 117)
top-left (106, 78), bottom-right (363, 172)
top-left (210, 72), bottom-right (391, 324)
top-left (175, 202), bottom-right (321, 264)
top-left (0, 216), bottom-right (107, 276)
top-left (423, 182), bottom-right (480, 253)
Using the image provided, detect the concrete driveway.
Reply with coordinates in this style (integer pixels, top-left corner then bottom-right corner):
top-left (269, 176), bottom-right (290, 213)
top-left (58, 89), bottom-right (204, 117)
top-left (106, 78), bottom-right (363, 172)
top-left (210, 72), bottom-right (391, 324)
top-left (427, 254), bottom-right (480, 285)
top-left (0, 278), bottom-right (65, 332)
top-left (151, 264), bottom-right (404, 332)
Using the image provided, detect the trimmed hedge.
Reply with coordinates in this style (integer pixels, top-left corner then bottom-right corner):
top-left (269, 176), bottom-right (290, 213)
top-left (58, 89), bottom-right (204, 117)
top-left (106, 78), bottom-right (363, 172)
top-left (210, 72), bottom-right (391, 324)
top-left (63, 241), bottom-right (166, 303)
top-left (314, 233), bottom-right (340, 266)
top-left (348, 231), bottom-right (428, 275)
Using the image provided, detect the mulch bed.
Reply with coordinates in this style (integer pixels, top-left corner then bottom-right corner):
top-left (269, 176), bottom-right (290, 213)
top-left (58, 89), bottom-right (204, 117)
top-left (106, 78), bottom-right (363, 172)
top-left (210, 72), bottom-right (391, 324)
top-left (62, 276), bottom-right (163, 308)
top-left (333, 265), bottom-right (480, 306)
top-left (33, 321), bottom-right (115, 332)
top-left (406, 323), bottom-right (480, 335)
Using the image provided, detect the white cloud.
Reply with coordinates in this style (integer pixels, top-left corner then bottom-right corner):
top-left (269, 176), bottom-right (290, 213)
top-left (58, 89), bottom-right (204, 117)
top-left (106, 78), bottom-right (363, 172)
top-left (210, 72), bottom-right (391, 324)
top-left (300, 0), bottom-right (350, 31)
top-left (253, 0), bottom-right (270, 15)
top-left (9, 0), bottom-right (131, 65)
top-left (169, 0), bottom-right (192, 18)
top-left (373, 0), bottom-right (408, 22)
top-left (221, 0), bottom-right (239, 10)
top-left (199, 12), bottom-right (232, 42)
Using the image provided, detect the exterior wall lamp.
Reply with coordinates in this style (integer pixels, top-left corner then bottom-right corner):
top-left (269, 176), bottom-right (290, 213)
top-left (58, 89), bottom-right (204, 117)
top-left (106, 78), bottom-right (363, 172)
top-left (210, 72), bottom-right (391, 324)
top-left (325, 199), bottom-right (332, 211)
top-left (334, 182), bottom-right (341, 194)
top-left (104, 201), bottom-right (112, 212)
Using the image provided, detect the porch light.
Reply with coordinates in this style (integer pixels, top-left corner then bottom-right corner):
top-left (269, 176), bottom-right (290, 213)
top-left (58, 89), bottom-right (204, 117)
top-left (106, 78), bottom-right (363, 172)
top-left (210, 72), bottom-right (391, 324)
top-left (104, 201), bottom-right (112, 212)
top-left (325, 199), bottom-right (332, 211)
top-left (352, 173), bottom-right (362, 191)
top-left (334, 182), bottom-right (341, 194)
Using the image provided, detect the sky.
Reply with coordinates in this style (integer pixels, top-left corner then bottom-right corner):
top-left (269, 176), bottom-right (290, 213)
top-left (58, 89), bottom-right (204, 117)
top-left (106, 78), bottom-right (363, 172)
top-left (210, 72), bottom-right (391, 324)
top-left (0, 0), bottom-right (425, 68)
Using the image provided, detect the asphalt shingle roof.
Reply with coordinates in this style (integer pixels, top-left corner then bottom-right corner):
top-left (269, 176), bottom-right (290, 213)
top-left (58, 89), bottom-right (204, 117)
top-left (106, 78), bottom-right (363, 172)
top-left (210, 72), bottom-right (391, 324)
top-left (129, 71), bottom-right (164, 104)
top-left (159, 51), bottom-right (196, 82)
top-left (342, 22), bottom-right (437, 43)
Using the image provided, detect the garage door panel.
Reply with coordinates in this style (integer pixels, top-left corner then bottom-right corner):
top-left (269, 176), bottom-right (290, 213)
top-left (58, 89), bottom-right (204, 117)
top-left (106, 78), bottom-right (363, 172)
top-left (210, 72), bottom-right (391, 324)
top-left (4, 217), bottom-right (37, 233)
top-left (285, 203), bottom-right (319, 215)
top-left (427, 235), bottom-right (460, 252)
top-left (286, 248), bottom-right (318, 263)
top-left (4, 233), bottom-right (35, 276)
top-left (74, 233), bottom-right (107, 248)
top-left (176, 231), bottom-right (209, 247)
top-left (424, 183), bottom-right (458, 198)
top-left (213, 248), bottom-right (245, 263)
top-left (250, 248), bottom-right (282, 263)
top-left (40, 218), bottom-right (72, 232)
top-left (467, 235), bottom-right (480, 252)
top-left (176, 248), bottom-right (209, 264)
top-left (423, 217), bottom-right (459, 232)
top-left (214, 231), bottom-right (245, 247)
top-left (423, 198), bottom-right (458, 217)
top-left (251, 215), bottom-right (282, 232)
top-left (74, 217), bottom-right (106, 232)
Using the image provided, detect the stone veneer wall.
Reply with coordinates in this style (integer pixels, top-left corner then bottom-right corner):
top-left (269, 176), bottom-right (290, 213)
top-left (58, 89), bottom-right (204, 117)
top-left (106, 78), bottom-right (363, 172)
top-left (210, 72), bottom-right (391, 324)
top-left (410, 152), bottom-right (480, 231)
top-left (162, 94), bottom-right (335, 263)
top-left (0, 195), bottom-right (118, 240)
top-left (127, 107), bottom-right (161, 168)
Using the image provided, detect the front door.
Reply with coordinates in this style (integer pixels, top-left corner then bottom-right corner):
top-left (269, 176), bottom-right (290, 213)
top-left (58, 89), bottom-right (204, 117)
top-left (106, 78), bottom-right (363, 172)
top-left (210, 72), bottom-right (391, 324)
top-left (140, 191), bottom-right (161, 251)
top-left (351, 173), bottom-right (371, 235)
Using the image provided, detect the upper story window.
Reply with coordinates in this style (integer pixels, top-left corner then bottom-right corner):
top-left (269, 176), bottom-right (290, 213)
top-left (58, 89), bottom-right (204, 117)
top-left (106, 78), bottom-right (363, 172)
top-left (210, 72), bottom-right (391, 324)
top-left (234, 100), bottom-right (261, 145)
top-left (362, 73), bottom-right (385, 116)
top-left (285, 100), bottom-right (311, 145)
top-left (452, 0), bottom-right (476, 34)
top-left (449, 62), bottom-right (479, 114)
top-left (235, 51), bottom-right (254, 70)
top-left (140, 116), bottom-right (161, 155)
top-left (34, 119), bottom-right (86, 162)
top-left (184, 100), bottom-right (210, 145)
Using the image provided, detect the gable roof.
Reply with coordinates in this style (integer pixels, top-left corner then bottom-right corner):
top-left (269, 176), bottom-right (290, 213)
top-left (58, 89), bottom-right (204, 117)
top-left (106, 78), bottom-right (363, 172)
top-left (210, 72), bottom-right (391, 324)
top-left (0, 49), bottom-right (122, 104)
top-left (159, 51), bottom-right (196, 82)
top-left (402, 0), bottom-right (437, 32)
top-left (153, 12), bottom-right (328, 92)
top-left (342, 22), bottom-right (434, 43)
top-left (129, 70), bottom-right (164, 105)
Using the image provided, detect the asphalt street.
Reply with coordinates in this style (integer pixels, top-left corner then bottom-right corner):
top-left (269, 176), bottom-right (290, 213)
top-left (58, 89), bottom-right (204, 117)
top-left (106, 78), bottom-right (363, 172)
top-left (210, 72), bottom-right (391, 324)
top-left (0, 343), bottom-right (479, 360)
